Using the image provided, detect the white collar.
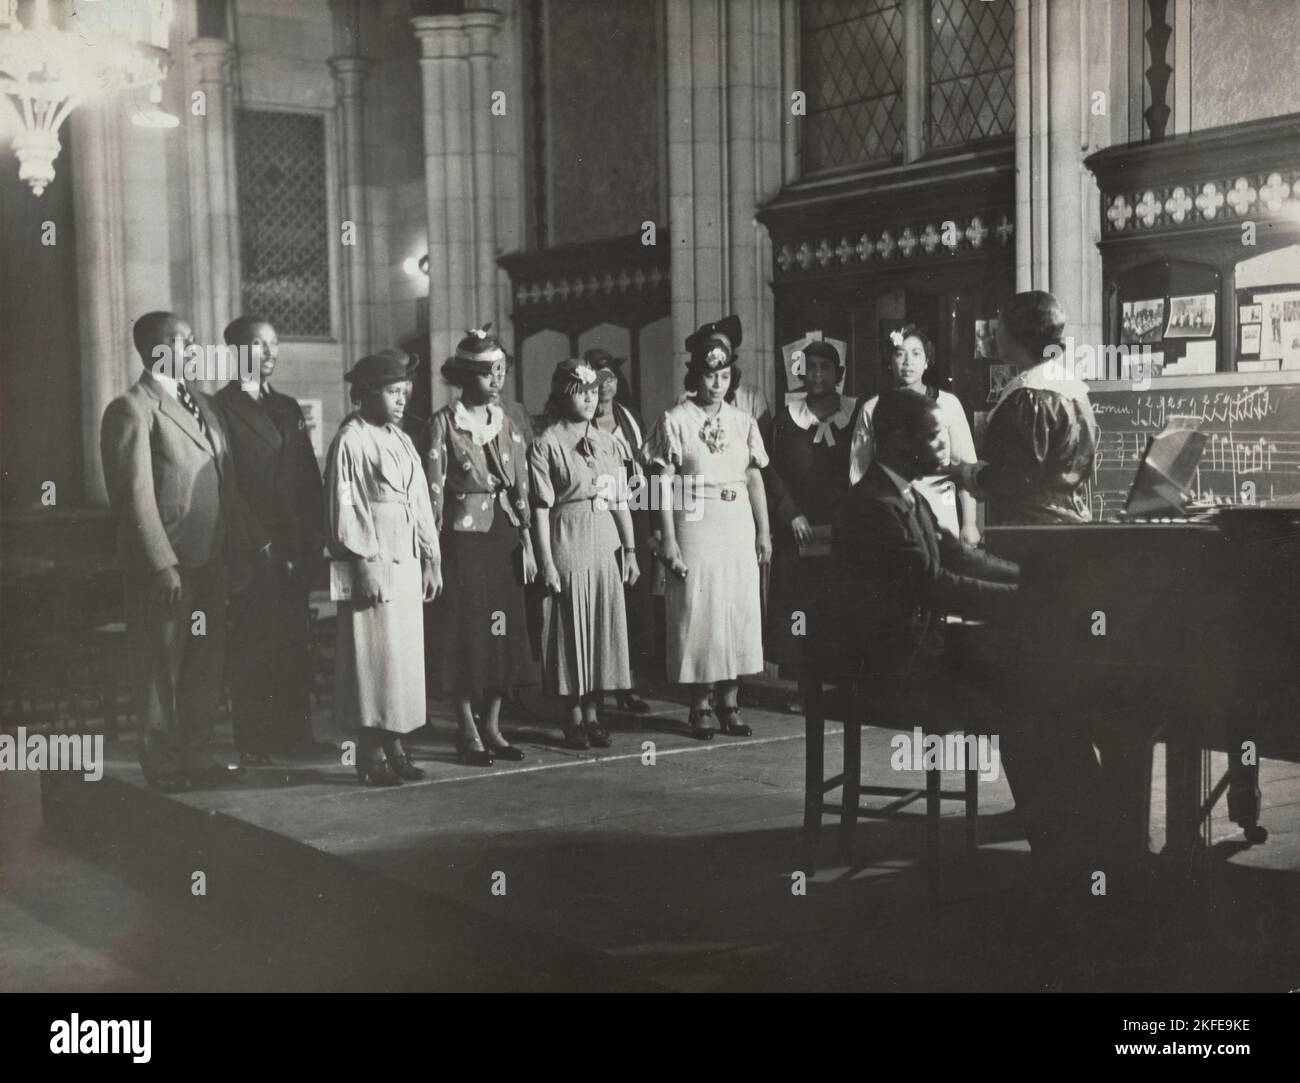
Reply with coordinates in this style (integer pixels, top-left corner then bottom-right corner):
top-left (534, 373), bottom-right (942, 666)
top-left (786, 394), bottom-right (856, 446)
top-left (151, 372), bottom-right (179, 400)
top-left (990, 361), bottom-right (1091, 418)
top-left (452, 399), bottom-right (503, 445)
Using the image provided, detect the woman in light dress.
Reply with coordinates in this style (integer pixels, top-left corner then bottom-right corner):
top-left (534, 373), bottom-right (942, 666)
top-left (529, 359), bottom-right (640, 749)
top-left (848, 324), bottom-right (980, 543)
top-left (642, 315), bottom-right (772, 740)
top-left (323, 352), bottom-right (441, 787)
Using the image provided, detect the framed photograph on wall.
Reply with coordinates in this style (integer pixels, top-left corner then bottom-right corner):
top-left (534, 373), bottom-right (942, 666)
top-left (1240, 323), bottom-right (1262, 356)
top-left (1164, 293), bottom-right (1216, 338)
top-left (1121, 298), bottom-right (1165, 345)
top-left (1240, 303), bottom-right (1263, 325)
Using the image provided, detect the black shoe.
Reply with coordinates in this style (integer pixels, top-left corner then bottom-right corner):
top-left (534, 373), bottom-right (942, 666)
top-left (456, 738), bottom-right (495, 767)
top-left (688, 708), bottom-right (716, 741)
top-left (584, 721), bottom-right (612, 749)
top-left (362, 761), bottom-right (403, 786)
top-left (388, 751), bottom-right (426, 780)
top-left (560, 725), bottom-right (589, 750)
top-left (483, 737), bottom-right (525, 761)
top-left (616, 692), bottom-right (651, 714)
top-left (718, 706), bottom-right (752, 736)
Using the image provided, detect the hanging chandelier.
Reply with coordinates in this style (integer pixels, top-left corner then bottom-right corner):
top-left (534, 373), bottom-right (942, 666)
top-left (0, 0), bottom-right (173, 196)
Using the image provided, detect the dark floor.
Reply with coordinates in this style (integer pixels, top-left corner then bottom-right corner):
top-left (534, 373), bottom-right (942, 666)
top-left (3, 690), bottom-right (1299, 992)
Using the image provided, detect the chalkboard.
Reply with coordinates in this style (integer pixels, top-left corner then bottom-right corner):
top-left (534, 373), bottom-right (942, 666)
top-left (1087, 374), bottom-right (1300, 520)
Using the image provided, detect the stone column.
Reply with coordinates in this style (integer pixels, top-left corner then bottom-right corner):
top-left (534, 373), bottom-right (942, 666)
top-left (1014, 0), bottom-right (1112, 345)
top-left (665, 0), bottom-right (783, 408)
top-left (190, 37), bottom-right (235, 350)
top-left (223, 47), bottom-right (242, 303)
top-left (413, 14), bottom-right (475, 412)
top-left (665, 0), bottom-right (722, 371)
top-left (71, 106), bottom-right (131, 506)
top-left (489, 0), bottom-right (527, 352)
top-left (464, 10), bottom-right (502, 334)
top-left (330, 54), bottom-right (374, 367)
top-left (725, 0), bottom-right (783, 409)
top-left (780, 0), bottom-right (799, 185)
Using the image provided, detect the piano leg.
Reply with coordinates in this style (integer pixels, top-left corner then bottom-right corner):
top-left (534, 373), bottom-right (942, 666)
top-left (1164, 728), bottom-right (1204, 866)
top-left (1095, 727), bottom-right (1154, 871)
top-left (1225, 716), bottom-right (1268, 845)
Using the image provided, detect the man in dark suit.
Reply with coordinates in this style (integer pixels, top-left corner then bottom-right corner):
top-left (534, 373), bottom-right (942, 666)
top-left (835, 391), bottom-right (1114, 890)
top-left (101, 311), bottom-right (268, 789)
top-left (832, 389), bottom-right (1018, 721)
top-left (214, 316), bottom-right (324, 761)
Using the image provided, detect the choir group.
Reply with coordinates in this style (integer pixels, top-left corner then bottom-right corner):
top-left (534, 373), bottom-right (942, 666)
top-left (102, 290), bottom-right (1097, 794)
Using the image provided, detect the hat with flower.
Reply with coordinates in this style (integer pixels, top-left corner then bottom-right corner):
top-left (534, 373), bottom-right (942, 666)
top-left (550, 358), bottom-right (602, 397)
top-left (684, 314), bottom-right (743, 370)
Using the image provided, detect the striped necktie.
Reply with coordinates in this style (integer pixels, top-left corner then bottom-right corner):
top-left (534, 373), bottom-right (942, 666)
top-left (175, 382), bottom-right (209, 438)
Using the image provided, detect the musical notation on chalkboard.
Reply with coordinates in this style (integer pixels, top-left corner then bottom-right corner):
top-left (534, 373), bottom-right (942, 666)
top-left (1088, 383), bottom-right (1300, 521)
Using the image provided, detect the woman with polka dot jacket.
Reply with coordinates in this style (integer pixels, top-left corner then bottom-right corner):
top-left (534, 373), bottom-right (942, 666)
top-left (425, 327), bottom-right (539, 766)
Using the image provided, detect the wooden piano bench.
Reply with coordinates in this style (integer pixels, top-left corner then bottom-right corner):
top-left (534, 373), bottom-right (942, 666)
top-left (799, 647), bottom-right (987, 894)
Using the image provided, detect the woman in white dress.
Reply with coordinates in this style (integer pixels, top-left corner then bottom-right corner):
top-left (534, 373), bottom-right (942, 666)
top-left (323, 352), bottom-right (441, 786)
top-left (642, 315), bottom-right (772, 740)
top-left (848, 324), bottom-right (980, 543)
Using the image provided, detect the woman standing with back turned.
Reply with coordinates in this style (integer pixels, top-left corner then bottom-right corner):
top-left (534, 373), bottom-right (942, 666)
top-left (947, 291), bottom-right (1099, 523)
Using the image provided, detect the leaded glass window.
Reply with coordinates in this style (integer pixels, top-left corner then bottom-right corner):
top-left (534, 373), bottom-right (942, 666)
top-left (928, 0), bottom-right (1015, 151)
top-left (236, 109), bottom-right (332, 338)
top-left (801, 0), bottom-right (906, 175)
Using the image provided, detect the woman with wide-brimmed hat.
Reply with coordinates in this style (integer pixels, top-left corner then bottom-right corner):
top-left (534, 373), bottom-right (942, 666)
top-left (528, 359), bottom-right (640, 748)
top-left (425, 326), bottom-right (538, 765)
top-left (641, 315), bottom-right (772, 740)
top-left (322, 351), bottom-right (441, 786)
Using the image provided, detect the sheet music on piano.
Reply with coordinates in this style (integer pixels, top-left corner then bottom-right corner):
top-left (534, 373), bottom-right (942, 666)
top-left (1118, 415), bottom-right (1208, 520)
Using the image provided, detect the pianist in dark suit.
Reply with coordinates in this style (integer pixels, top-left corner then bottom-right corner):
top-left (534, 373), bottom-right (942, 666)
top-left (831, 391), bottom-right (1019, 723)
top-left (833, 392), bottom-right (1107, 889)
top-left (213, 316), bottom-right (324, 763)
top-left (949, 291), bottom-right (1099, 524)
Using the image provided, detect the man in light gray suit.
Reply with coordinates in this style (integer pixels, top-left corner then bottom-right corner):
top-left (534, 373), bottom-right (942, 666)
top-left (101, 311), bottom-right (268, 789)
